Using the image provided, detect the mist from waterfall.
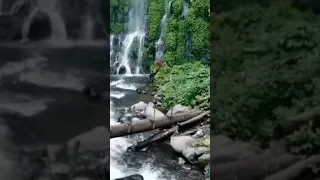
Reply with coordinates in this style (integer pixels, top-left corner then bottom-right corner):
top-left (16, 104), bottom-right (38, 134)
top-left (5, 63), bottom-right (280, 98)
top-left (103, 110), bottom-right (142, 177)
top-left (115, 0), bottom-right (147, 75)
top-left (155, 0), bottom-right (172, 62)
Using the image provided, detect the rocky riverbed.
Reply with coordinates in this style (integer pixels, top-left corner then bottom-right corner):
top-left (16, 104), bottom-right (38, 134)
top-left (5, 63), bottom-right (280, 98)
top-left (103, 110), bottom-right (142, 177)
top-left (112, 82), bottom-right (211, 179)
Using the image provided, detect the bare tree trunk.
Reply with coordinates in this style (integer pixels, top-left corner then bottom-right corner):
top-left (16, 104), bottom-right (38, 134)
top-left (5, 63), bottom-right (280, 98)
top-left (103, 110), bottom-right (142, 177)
top-left (127, 111), bottom-right (209, 150)
top-left (211, 154), bottom-right (301, 180)
top-left (276, 107), bottom-right (320, 136)
top-left (263, 155), bottom-right (320, 180)
top-left (110, 110), bottom-right (203, 138)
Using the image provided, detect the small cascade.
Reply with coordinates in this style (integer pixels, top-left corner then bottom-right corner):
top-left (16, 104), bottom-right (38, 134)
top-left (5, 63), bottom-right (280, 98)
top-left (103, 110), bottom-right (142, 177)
top-left (21, 0), bottom-right (67, 41)
top-left (155, 0), bottom-right (173, 62)
top-left (135, 33), bottom-right (145, 74)
top-left (183, 0), bottom-right (189, 18)
top-left (183, 0), bottom-right (191, 60)
top-left (116, 0), bottom-right (148, 75)
top-left (110, 34), bottom-right (114, 63)
top-left (81, 0), bottom-right (94, 40)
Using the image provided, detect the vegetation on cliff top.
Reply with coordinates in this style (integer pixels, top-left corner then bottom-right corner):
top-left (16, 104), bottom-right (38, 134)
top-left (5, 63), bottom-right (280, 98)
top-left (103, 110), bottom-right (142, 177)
top-left (151, 0), bottom-right (210, 112)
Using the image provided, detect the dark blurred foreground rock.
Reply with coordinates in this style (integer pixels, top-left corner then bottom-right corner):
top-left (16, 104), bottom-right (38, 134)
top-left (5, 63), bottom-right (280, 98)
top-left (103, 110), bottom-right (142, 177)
top-left (16, 126), bottom-right (142, 180)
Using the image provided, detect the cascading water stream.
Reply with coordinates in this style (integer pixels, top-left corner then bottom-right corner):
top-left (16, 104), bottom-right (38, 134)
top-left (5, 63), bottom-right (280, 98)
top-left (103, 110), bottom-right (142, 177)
top-left (155, 0), bottom-right (172, 61)
top-left (110, 35), bottom-right (114, 63)
top-left (82, 15), bottom-right (94, 40)
top-left (182, 0), bottom-right (191, 60)
top-left (115, 0), bottom-right (147, 75)
top-left (135, 34), bottom-right (145, 74)
top-left (81, 0), bottom-right (94, 40)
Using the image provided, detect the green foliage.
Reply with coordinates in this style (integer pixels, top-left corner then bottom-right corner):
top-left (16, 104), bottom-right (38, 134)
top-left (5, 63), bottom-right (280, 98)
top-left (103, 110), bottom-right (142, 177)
top-left (149, 0), bottom-right (165, 41)
top-left (110, 0), bottom-right (130, 34)
top-left (164, 0), bottom-right (210, 66)
top-left (213, 1), bottom-right (320, 154)
top-left (154, 62), bottom-right (210, 110)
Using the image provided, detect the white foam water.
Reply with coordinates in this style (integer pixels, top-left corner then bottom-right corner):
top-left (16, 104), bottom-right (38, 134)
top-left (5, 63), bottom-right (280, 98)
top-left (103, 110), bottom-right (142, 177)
top-left (19, 70), bottom-right (84, 91)
top-left (110, 99), bottom-right (164, 180)
top-left (110, 77), bottom-right (179, 180)
top-left (0, 95), bottom-right (48, 116)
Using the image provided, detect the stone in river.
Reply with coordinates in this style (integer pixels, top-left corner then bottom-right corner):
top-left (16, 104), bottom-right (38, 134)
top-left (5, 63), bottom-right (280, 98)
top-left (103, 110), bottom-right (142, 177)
top-left (115, 174), bottom-right (144, 180)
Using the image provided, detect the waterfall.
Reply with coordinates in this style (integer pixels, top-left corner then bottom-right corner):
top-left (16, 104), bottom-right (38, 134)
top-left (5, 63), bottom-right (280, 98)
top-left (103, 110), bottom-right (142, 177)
top-left (183, 0), bottom-right (191, 60)
top-left (110, 35), bottom-right (114, 64)
top-left (81, 1), bottom-right (94, 40)
top-left (21, 0), bottom-right (67, 41)
top-left (81, 15), bottom-right (94, 40)
top-left (183, 0), bottom-right (189, 18)
top-left (155, 0), bottom-right (172, 62)
top-left (116, 0), bottom-right (147, 75)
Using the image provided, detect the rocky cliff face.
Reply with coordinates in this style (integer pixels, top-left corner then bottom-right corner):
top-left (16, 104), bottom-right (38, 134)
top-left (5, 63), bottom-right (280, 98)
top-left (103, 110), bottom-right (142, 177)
top-left (0, 0), bottom-right (109, 43)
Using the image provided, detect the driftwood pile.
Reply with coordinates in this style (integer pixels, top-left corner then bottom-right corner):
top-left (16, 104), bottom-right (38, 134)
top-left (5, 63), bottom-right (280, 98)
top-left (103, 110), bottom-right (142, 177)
top-left (110, 110), bottom-right (210, 151)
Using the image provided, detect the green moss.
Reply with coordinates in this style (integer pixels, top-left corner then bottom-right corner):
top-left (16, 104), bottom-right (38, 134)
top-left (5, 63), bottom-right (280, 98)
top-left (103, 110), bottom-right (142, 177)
top-left (192, 136), bottom-right (210, 148)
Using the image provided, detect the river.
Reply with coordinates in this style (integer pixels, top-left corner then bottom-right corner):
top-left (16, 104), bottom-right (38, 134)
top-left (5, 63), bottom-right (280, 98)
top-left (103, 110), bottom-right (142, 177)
top-left (109, 75), bottom-right (204, 180)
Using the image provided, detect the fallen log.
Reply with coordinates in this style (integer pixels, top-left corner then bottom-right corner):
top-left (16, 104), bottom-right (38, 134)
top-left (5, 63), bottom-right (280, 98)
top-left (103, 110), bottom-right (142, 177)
top-left (275, 107), bottom-right (320, 136)
top-left (211, 154), bottom-right (301, 180)
top-left (263, 155), bottom-right (320, 180)
top-left (128, 111), bottom-right (209, 150)
top-left (110, 110), bottom-right (203, 138)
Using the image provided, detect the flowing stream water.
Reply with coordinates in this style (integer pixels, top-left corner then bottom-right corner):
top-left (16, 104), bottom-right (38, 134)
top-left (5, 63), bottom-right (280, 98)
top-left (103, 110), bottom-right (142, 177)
top-left (110, 0), bottom-right (203, 179)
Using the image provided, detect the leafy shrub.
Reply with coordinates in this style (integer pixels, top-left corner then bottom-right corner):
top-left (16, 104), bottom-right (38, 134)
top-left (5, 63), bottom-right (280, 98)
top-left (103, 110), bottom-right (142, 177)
top-left (213, 1), bottom-right (320, 153)
top-left (154, 62), bottom-right (210, 110)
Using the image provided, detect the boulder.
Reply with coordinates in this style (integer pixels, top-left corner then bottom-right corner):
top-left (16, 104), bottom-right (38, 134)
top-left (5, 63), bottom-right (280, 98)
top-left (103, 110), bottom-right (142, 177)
top-left (131, 101), bottom-right (147, 110)
top-left (166, 104), bottom-right (191, 115)
top-left (144, 106), bottom-right (164, 119)
top-left (147, 102), bottom-right (154, 107)
top-left (195, 147), bottom-right (210, 156)
top-left (182, 147), bottom-right (197, 161)
top-left (132, 117), bottom-right (140, 121)
top-left (115, 174), bottom-right (144, 180)
top-left (211, 137), bottom-right (263, 164)
top-left (67, 126), bottom-right (109, 153)
top-left (46, 144), bottom-right (61, 161)
top-left (197, 153), bottom-right (210, 167)
top-left (73, 177), bottom-right (93, 180)
top-left (170, 136), bottom-right (196, 153)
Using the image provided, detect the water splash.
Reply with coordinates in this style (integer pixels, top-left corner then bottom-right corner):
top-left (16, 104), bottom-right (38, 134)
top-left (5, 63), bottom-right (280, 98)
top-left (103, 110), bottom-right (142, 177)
top-left (155, 0), bottom-right (172, 62)
top-left (21, 0), bottom-right (67, 41)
